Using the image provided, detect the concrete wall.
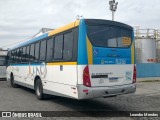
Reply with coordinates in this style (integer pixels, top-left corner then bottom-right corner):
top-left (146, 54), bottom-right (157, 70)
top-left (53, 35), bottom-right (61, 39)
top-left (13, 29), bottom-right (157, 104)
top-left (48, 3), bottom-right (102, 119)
top-left (137, 63), bottom-right (160, 78)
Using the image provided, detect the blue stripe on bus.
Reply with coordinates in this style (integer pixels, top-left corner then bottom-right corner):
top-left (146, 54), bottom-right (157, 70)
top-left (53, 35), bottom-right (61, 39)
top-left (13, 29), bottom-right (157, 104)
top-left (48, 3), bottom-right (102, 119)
top-left (11, 33), bottom-right (48, 50)
top-left (77, 19), bottom-right (88, 65)
top-left (92, 46), bottom-right (131, 64)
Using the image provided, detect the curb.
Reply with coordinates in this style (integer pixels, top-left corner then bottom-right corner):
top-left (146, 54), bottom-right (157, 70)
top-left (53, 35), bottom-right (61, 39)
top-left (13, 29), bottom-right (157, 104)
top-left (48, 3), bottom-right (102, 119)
top-left (137, 77), bottom-right (160, 83)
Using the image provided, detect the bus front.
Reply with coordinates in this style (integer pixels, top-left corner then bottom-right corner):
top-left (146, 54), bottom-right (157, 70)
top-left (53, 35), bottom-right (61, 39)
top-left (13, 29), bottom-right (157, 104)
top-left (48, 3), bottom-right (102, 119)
top-left (77, 19), bottom-right (136, 99)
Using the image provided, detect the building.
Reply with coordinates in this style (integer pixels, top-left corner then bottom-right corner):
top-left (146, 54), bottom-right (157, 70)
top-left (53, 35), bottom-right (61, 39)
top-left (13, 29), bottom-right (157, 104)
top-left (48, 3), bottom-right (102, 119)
top-left (0, 49), bottom-right (8, 79)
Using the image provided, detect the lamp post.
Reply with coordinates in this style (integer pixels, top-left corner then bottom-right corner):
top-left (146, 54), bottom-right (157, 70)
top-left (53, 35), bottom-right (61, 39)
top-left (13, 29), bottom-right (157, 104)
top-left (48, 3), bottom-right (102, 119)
top-left (109, 0), bottom-right (118, 21)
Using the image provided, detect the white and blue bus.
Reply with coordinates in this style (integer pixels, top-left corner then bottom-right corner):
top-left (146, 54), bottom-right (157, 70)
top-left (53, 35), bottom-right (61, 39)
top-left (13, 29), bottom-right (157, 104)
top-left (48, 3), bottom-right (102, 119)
top-left (7, 19), bottom-right (136, 100)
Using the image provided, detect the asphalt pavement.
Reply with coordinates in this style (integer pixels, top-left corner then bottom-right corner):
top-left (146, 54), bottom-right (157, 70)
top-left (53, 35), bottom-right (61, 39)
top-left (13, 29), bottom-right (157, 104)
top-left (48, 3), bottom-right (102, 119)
top-left (0, 79), bottom-right (160, 120)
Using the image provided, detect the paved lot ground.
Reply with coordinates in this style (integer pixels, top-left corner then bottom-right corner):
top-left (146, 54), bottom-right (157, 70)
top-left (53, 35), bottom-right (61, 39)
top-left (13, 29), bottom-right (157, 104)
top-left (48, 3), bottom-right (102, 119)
top-left (0, 80), bottom-right (160, 120)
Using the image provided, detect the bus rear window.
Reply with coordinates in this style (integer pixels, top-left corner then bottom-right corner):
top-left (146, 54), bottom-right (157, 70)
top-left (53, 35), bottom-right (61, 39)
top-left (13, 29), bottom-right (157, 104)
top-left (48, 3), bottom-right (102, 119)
top-left (87, 25), bottom-right (132, 48)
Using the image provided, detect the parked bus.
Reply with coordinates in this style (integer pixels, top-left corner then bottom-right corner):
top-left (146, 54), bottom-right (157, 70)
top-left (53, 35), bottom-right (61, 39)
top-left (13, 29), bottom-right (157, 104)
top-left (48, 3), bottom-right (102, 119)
top-left (7, 19), bottom-right (136, 100)
top-left (0, 50), bottom-right (8, 79)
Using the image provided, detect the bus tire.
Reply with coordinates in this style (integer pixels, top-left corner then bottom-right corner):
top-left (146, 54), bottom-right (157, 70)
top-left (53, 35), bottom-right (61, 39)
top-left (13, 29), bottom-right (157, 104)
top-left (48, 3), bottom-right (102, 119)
top-left (10, 74), bottom-right (19, 88)
top-left (35, 79), bottom-right (44, 100)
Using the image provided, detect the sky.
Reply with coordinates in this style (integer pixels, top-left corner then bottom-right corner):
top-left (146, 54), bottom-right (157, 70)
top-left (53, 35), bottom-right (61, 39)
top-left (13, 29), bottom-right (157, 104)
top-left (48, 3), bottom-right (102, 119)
top-left (0, 0), bottom-right (160, 49)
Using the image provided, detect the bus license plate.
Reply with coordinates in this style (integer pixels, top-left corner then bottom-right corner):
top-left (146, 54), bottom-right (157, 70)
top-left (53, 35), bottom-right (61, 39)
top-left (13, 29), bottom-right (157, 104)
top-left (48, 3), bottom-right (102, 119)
top-left (109, 78), bottom-right (118, 82)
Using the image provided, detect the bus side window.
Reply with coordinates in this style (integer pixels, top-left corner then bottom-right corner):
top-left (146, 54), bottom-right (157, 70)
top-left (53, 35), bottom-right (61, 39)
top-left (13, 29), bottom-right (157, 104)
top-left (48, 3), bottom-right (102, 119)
top-left (26, 45), bottom-right (30, 62)
top-left (46, 37), bottom-right (54, 62)
top-left (6, 52), bottom-right (10, 66)
top-left (14, 49), bottom-right (17, 63)
top-left (72, 28), bottom-right (78, 61)
top-left (11, 51), bottom-right (14, 63)
top-left (13, 50), bottom-right (16, 63)
top-left (19, 48), bottom-right (22, 63)
top-left (30, 43), bottom-right (35, 62)
top-left (22, 47), bottom-right (26, 63)
top-left (17, 48), bottom-right (20, 63)
top-left (15, 49), bottom-right (18, 63)
top-left (63, 32), bottom-right (73, 61)
top-left (54, 35), bottom-right (63, 60)
top-left (40, 40), bottom-right (47, 61)
top-left (35, 42), bottom-right (40, 62)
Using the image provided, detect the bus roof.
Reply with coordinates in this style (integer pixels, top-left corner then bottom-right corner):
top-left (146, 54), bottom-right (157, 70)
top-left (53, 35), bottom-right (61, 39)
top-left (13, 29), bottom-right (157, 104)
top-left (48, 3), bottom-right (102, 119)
top-left (85, 19), bottom-right (133, 30)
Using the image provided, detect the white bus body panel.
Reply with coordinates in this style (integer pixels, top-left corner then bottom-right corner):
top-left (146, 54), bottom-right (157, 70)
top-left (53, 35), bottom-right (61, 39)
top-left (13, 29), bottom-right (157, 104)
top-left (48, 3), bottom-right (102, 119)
top-left (7, 66), bottom-right (35, 87)
top-left (77, 64), bottom-right (136, 99)
top-left (7, 64), bottom-right (136, 100)
top-left (89, 65), bottom-right (134, 87)
top-left (77, 65), bottom-right (134, 86)
top-left (7, 64), bottom-right (79, 99)
top-left (43, 65), bottom-right (78, 99)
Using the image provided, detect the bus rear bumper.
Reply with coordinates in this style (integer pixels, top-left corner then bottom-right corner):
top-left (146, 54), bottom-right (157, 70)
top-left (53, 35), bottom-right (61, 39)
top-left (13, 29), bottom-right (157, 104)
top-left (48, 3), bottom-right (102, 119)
top-left (77, 84), bottom-right (136, 99)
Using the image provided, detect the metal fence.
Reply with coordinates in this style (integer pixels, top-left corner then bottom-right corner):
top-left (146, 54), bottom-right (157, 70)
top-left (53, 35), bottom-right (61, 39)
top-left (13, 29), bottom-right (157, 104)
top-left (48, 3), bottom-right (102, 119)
top-left (137, 63), bottom-right (160, 78)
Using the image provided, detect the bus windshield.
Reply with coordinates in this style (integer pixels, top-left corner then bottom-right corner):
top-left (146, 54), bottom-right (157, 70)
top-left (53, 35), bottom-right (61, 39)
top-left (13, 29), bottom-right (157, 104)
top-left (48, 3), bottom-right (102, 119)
top-left (87, 25), bottom-right (132, 48)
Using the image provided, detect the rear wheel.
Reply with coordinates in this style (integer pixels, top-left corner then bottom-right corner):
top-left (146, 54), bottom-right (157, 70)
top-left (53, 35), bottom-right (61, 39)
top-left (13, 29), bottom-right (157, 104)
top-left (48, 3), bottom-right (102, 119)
top-left (10, 74), bottom-right (19, 88)
top-left (35, 79), bottom-right (44, 100)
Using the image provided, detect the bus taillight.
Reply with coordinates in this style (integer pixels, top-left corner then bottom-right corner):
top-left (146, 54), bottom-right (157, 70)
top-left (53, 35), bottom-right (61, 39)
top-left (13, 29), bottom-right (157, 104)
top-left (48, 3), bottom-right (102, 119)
top-left (83, 65), bottom-right (91, 87)
top-left (133, 65), bottom-right (136, 83)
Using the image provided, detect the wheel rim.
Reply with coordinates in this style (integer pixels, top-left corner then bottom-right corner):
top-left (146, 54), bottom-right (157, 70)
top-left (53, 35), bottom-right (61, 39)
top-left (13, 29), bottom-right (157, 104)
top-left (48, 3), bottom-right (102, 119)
top-left (36, 83), bottom-right (41, 96)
